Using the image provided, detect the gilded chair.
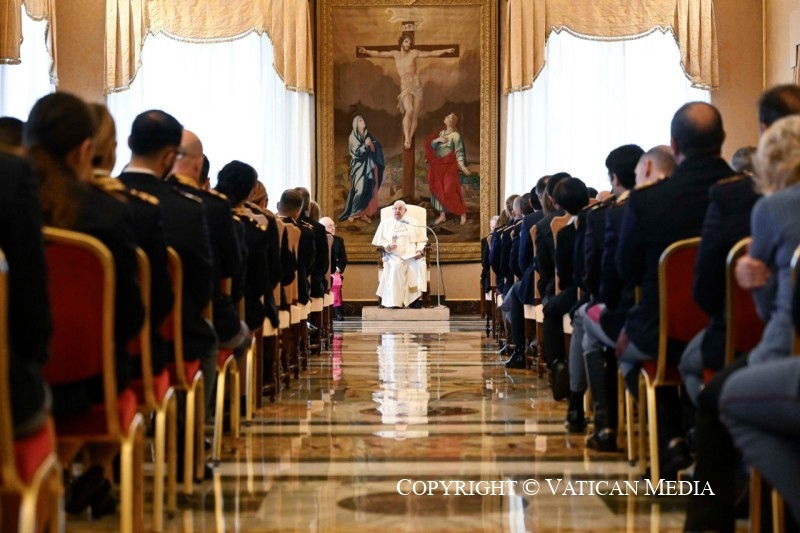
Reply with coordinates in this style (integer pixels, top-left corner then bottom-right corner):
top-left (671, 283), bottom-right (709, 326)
top-left (42, 227), bottom-right (146, 533)
top-left (128, 248), bottom-right (177, 531)
top-left (162, 247), bottom-right (205, 495)
top-left (0, 249), bottom-right (63, 533)
top-left (637, 237), bottom-right (707, 484)
top-left (210, 279), bottom-right (241, 463)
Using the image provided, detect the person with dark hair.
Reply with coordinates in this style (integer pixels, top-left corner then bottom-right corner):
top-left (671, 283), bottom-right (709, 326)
top-left (89, 103), bottom-right (174, 381)
top-left (758, 83), bottom-right (800, 131)
top-left (0, 116), bottom-right (24, 156)
top-left (169, 134), bottom-right (249, 360)
top-left (25, 92), bottom-right (145, 515)
top-left (216, 161), bottom-right (270, 338)
top-left (295, 187), bottom-right (328, 310)
top-left (118, 110), bottom-right (217, 414)
top-left (571, 144), bottom-right (647, 446)
top-left (586, 187), bottom-right (598, 199)
top-left (539, 178), bottom-right (588, 401)
top-left (612, 101), bottom-right (734, 478)
top-left (533, 172), bottom-right (570, 390)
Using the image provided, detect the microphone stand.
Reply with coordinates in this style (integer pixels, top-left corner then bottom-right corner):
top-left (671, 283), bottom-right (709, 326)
top-left (400, 220), bottom-right (445, 308)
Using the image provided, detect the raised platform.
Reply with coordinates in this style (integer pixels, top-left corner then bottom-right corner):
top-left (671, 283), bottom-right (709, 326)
top-left (361, 306), bottom-right (450, 321)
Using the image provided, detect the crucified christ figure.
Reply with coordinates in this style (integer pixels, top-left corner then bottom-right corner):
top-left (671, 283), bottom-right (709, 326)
top-left (359, 34), bottom-right (455, 150)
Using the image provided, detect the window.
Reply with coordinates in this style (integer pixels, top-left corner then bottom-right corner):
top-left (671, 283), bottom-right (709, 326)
top-left (0, 7), bottom-right (54, 119)
top-left (107, 32), bottom-right (313, 195)
top-left (505, 30), bottom-right (709, 194)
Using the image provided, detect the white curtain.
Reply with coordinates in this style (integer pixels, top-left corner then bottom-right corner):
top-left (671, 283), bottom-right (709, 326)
top-left (505, 30), bottom-right (710, 195)
top-left (107, 32), bottom-right (313, 198)
top-left (0, 7), bottom-right (54, 120)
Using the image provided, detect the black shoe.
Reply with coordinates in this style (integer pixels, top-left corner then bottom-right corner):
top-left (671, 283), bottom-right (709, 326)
top-left (550, 361), bottom-right (569, 401)
top-left (505, 347), bottom-right (526, 369)
top-left (409, 299), bottom-right (423, 309)
top-left (65, 465), bottom-right (106, 515)
top-left (661, 439), bottom-right (693, 478)
top-left (565, 392), bottom-right (587, 433)
top-left (586, 429), bottom-right (620, 452)
top-left (89, 480), bottom-right (117, 518)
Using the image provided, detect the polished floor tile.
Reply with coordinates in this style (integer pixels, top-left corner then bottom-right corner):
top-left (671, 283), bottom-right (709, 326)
top-left (66, 317), bottom-right (745, 532)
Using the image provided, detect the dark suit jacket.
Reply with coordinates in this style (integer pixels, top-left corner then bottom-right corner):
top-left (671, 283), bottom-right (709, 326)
top-left (118, 171), bottom-right (216, 361)
top-left (519, 210), bottom-right (545, 304)
top-left (509, 220), bottom-right (524, 280)
top-left (555, 220), bottom-right (577, 291)
top-left (0, 154), bottom-right (51, 428)
top-left (284, 217), bottom-right (314, 305)
top-left (692, 175), bottom-right (759, 369)
top-left (599, 196), bottom-right (634, 339)
top-left (301, 215), bottom-right (328, 297)
top-left (235, 212), bottom-right (269, 331)
top-left (331, 235), bottom-right (347, 274)
top-left (582, 202), bottom-right (612, 299)
top-left (617, 156), bottom-right (737, 356)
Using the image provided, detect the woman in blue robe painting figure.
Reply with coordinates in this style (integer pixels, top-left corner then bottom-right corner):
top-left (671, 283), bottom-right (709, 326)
top-left (339, 115), bottom-right (385, 223)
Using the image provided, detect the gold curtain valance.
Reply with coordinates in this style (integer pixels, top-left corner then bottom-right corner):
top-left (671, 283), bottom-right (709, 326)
top-left (503, 0), bottom-right (718, 93)
top-left (105, 0), bottom-right (314, 94)
top-left (0, 0), bottom-right (57, 82)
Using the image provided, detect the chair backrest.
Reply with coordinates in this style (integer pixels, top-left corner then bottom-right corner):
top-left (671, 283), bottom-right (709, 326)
top-left (655, 237), bottom-right (708, 384)
top-left (131, 247), bottom-right (158, 408)
top-left (792, 244), bottom-right (800, 355)
top-left (530, 225), bottom-right (539, 302)
top-left (725, 238), bottom-right (764, 364)
top-left (380, 204), bottom-right (426, 226)
top-left (41, 227), bottom-right (121, 436)
top-left (163, 247), bottom-right (188, 387)
top-left (0, 248), bottom-right (15, 485)
top-left (285, 223), bottom-right (300, 305)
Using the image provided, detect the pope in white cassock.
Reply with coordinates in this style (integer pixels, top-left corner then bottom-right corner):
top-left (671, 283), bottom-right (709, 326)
top-left (372, 200), bottom-right (428, 308)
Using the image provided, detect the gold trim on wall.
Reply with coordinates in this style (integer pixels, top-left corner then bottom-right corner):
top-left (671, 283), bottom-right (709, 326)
top-left (315, 0), bottom-right (498, 263)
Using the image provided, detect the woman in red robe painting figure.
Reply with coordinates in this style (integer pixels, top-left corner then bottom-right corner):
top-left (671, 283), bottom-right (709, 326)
top-left (425, 113), bottom-right (471, 225)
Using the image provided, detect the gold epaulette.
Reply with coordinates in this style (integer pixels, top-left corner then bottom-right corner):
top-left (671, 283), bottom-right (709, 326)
top-left (90, 175), bottom-right (128, 202)
top-left (615, 190), bottom-right (631, 204)
top-left (206, 188), bottom-right (228, 201)
top-left (716, 174), bottom-right (746, 186)
top-left (169, 173), bottom-right (197, 189)
top-left (232, 214), bottom-right (241, 222)
top-left (129, 188), bottom-right (159, 206)
top-left (634, 178), bottom-right (662, 191)
top-left (175, 189), bottom-right (202, 204)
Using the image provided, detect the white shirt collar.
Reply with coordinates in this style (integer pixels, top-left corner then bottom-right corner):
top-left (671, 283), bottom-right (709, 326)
top-left (122, 165), bottom-right (159, 177)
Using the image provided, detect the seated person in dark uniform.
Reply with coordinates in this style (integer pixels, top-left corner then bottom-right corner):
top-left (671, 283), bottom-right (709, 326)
top-left (215, 161), bottom-right (270, 335)
top-left (295, 187), bottom-right (328, 305)
top-left (25, 92), bottom-right (145, 514)
top-left (0, 151), bottom-right (51, 438)
top-left (489, 194), bottom-right (518, 298)
top-left (168, 130), bottom-right (249, 352)
top-left (615, 102), bottom-right (736, 477)
top-left (89, 103), bottom-right (174, 378)
top-left (541, 178), bottom-right (589, 401)
top-left (117, 110), bottom-right (217, 412)
top-left (0, 116), bottom-right (25, 156)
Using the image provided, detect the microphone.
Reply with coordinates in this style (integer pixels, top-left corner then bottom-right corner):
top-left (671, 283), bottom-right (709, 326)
top-left (394, 218), bottom-right (445, 308)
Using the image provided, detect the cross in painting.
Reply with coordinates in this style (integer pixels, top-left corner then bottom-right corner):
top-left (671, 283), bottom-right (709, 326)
top-left (357, 21), bottom-right (459, 203)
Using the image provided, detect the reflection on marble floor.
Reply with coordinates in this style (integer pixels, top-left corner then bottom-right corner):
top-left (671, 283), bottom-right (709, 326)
top-left (66, 318), bottom-right (744, 532)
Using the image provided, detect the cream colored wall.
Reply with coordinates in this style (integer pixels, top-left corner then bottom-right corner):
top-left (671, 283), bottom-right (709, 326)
top-left (54, 0), bottom-right (105, 102)
top-left (711, 0), bottom-right (764, 161)
top-left (765, 0), bottom-right (800, 86)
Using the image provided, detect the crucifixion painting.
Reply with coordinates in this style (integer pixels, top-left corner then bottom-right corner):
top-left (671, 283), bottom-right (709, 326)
top-left (356, 21), bottom-right (459, 201)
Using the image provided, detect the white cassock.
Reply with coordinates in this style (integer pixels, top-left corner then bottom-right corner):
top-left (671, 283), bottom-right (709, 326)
top-left (372, 217), bottom-right (428, 308)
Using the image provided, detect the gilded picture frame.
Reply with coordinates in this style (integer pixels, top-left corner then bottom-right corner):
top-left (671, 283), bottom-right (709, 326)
top-left (316, 0), bottom-right (498, 262)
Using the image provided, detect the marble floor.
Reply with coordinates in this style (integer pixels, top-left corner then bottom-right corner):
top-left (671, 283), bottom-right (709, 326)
top-left (66, 317), bottom-right (743, 532)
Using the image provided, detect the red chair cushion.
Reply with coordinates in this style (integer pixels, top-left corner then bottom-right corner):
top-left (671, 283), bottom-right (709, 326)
top-left (43, 242), bottom-right (108, 384)
top-left (55, 388), bottom-right (138, 436)
top-left (217, 348), bottom-right (234, 370)
top-left (129, 370), bottom-right (171, 405)
top-left (12, 419), bottom-right (55, 485)
top-left (586, 303), bottom-right (604, 324)
top-left (664, 245), bottom-right (708, 343)
top-left (166, 359), bottom-right (201, 387)
top-left (702, 368), bottom-right (717, 384)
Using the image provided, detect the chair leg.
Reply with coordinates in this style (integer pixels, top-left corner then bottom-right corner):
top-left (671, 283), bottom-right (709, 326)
top-left (18, 487), bottom-right (38, 533)
top-left (183, 387), bottom-right (196, 495)
top-left (772, 489), bottom-right (785, 533)
top-left (213, 362), bottom-right (228, 462)
top-left (231, 361), bottom-right (241, 440)
top-left (646, 382), bottom-right (660, 485)
top-left (152, 407), bottom-right (167, 532)
top-left (637, 377), bottom-right (646, 475)
top-left (166, 395), bottom-right (178, 513)
top-left (47, 464), bottom-right (64, 533)
top-left (750, 469), bottom-right (763, 533)
top-left (245, 340), bottom-right (255, 422)
top-left (193, 380), bottom-right (205, 482)
top-left (120, 418), bottom-right (145, 533)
